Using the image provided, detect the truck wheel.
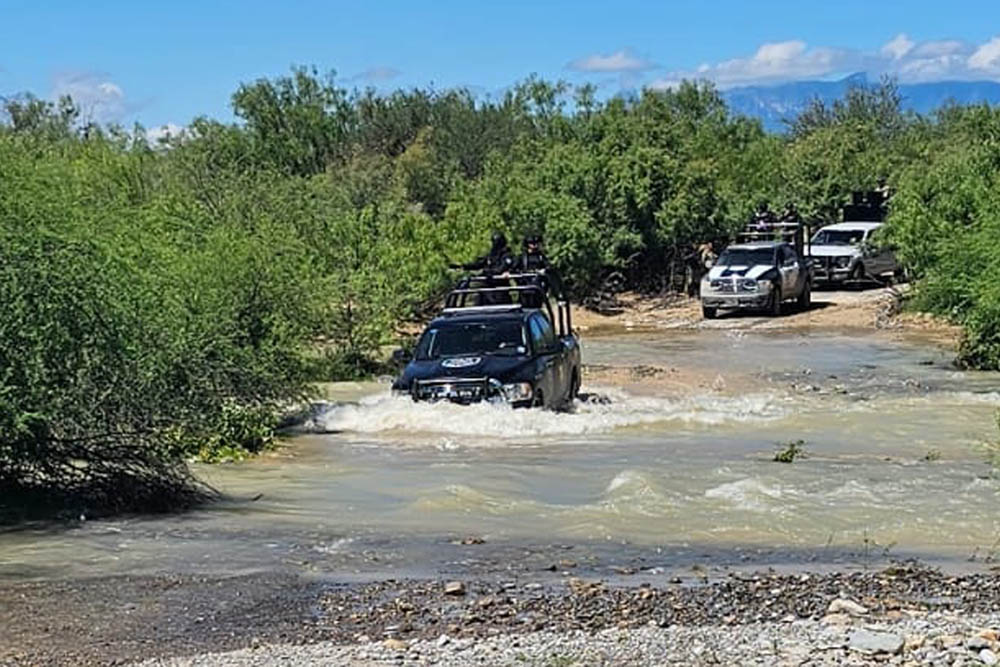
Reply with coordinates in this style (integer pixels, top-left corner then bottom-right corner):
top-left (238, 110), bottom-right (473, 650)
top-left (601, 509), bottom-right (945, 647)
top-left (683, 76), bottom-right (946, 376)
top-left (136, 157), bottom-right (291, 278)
top-left (533, 389), bottom-right (545, 409)
top-left (769, 285), bottom-right (782, 316)
top-left (850, 263), bottom-right (865, 288)
top-left (702, 304), bottom-right (718, 320)
top-left (797, 281), bottom-right (811, 311)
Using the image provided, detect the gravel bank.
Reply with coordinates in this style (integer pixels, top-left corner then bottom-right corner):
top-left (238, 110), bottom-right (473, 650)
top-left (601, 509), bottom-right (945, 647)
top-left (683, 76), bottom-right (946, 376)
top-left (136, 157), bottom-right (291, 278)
top-left (8, 565), bottom-right (1000, 665)
top-left (141, 612), bottom-right (1000, 666)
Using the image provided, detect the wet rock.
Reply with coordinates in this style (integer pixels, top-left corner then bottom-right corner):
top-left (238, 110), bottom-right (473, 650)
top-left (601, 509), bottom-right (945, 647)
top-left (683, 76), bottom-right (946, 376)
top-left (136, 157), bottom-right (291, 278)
top-left (827, 598), bottom-right (869, 616)
top-left (848, 629), bottom-right (904, 655)
top-left (444, 581), bottom-right (466, 596)
top-left (981, 648), bottom-right (999, 666)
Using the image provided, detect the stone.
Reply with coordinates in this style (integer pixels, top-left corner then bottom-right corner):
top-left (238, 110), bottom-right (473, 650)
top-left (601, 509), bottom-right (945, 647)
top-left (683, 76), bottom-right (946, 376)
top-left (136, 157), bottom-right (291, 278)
top-left (444, 581), bottom-right (466, 596)
top-left (848, 630), bottom-right (904, 655)
top-left (968, 636), bottom-right (992, 650)
top-left (821, 613), bottom-right (852, 626)
top-left (981, 649), bottom-right (999, 666)
top-left (383, 638), bottom-right (408, 650)
top-left (436, 634), bottom-right (451, 648)
top-left (979, 630), bottom-right (999, 643)
top-left (904, 634), bottom-right (925, 651)
top-left (827, 598), bottom-right (869, 616)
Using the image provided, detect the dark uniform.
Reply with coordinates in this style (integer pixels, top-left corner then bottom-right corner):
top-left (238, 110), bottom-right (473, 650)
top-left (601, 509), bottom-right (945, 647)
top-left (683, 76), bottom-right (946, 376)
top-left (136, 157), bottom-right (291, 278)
top-left (779, 202), bottom-right (801, 223)
top-left (514, 233), bottom-right (565, 307)
top-left (453, 232), bottom-right (516, 274)
top-left (752, 201), bottom-right (777, 227)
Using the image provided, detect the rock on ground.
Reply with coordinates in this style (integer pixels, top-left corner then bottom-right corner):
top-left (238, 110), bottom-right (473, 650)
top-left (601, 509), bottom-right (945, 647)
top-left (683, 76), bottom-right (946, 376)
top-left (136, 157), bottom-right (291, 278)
top-left (138, 612), bottom-right (1000, 667)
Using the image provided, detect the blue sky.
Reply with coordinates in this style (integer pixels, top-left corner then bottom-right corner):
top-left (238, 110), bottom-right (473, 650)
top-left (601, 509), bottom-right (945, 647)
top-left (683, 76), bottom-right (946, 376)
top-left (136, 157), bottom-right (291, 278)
top-left (2, 0), bottom-right (1000, 132)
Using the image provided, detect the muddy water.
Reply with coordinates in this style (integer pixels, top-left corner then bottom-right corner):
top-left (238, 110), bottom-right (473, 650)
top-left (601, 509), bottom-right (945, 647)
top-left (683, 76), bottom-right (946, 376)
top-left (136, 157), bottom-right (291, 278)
top-left (2, 330), bottom-right (999, 582)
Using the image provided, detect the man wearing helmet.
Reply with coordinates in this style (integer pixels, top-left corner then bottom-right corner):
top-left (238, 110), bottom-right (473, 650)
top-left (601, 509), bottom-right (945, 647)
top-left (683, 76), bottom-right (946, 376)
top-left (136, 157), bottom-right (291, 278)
top-left (452, 231), bottom-right (516, 273)
top-left (517, 233), bottom-right (549, 272)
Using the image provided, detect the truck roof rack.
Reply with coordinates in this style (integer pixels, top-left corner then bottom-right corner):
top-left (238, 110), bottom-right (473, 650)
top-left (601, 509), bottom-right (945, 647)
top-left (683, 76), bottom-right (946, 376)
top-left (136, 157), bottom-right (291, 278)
top-left (443, 270), bottom-right (573, 337)
top-left (737, 220), bottom-right (809, 257)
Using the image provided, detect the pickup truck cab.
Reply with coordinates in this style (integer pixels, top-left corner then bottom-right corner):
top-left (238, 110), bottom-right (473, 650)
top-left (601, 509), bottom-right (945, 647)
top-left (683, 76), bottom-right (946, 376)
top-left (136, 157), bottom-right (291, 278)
top-left (392, 272), bottom-right (580, 409)
top-left (700, 241), bottom-right (811, 319)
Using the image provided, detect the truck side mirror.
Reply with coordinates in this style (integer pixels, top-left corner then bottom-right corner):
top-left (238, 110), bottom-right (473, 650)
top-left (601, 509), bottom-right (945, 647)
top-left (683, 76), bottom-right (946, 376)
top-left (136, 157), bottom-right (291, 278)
top-left (392, 348), bottom-right (412, 364)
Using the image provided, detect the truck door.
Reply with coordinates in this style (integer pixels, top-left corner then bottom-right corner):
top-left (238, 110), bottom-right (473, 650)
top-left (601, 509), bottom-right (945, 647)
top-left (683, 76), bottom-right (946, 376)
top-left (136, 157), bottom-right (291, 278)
top-left (529, 314), bottom-right (561, 405)
top-left (864, 230), bottom-right (891, 276)
top-left (779, 246), bottom-right (800, 295)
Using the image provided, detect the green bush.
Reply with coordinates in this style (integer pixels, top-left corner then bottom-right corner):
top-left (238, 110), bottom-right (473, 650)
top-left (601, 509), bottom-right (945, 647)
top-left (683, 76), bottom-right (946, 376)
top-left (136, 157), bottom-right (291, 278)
top-left (4, 70), bottom-right (1000, 519)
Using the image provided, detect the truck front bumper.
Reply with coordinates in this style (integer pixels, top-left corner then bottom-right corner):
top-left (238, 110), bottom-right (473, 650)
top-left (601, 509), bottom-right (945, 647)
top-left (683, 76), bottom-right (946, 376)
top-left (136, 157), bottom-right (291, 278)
top-left (701, 294), bottom-right (771, 309)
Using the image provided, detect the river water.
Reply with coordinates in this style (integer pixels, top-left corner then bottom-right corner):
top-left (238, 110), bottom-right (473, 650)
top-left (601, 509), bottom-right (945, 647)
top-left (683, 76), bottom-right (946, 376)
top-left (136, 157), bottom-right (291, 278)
top-left (2, 329), bottom-right (999, 582)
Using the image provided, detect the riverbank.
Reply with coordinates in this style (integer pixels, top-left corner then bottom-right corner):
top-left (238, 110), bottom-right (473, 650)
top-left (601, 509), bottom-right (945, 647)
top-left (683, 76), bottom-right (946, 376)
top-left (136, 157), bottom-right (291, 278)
top-left (574, 286), bottom-right (962, 350)
top-left (6, 565), bottom-right (1000, 665)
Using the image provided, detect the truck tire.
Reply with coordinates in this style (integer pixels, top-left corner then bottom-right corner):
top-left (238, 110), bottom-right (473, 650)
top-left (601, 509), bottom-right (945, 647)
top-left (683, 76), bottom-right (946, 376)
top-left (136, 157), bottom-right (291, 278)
top-left (850, 263), bottom-right (865, 287)
top-left (797, 281), bottom-right (811, 311)
top-left (769, 285), bottom-right (782, 316)
top-left (702, 304), bottom-right (718, 320)
top-left (533, 389), bottom-right (545, 409)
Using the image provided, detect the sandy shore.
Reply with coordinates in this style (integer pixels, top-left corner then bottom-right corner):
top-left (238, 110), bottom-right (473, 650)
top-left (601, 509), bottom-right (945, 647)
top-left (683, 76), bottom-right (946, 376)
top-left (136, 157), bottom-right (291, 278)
top-left (573, 286), bottom-right (961, 349)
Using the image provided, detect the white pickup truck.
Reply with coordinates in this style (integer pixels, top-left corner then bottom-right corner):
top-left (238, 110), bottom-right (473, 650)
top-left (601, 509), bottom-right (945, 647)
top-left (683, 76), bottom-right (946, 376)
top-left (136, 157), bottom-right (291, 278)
top-left (700, 241), bottom-right (811, 319)
top-left (807, 222), bottom-right (900, 285)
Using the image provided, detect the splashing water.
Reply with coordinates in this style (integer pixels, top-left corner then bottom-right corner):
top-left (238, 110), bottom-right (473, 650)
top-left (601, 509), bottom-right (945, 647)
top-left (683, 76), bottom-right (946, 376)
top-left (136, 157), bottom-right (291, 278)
top-left (315, 387), bottom-right (788, 440)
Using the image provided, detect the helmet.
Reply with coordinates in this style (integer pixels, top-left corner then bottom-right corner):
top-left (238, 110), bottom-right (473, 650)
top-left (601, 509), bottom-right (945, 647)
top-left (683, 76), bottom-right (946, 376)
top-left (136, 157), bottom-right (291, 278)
top-left (490, 231), bottom-right (508, 252)
top-left (523, 233), bottom-right (542, 251)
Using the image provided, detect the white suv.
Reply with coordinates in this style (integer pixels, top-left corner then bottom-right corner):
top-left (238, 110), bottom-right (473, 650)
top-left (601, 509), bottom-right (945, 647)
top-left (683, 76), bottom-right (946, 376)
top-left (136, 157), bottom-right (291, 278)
top-left (807, 222), bottom-right (900, 284)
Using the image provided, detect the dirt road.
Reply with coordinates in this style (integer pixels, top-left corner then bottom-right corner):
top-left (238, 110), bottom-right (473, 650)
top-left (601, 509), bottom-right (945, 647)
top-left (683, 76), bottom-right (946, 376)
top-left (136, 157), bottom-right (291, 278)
top-left (574, 285), bottom-right (960, 347)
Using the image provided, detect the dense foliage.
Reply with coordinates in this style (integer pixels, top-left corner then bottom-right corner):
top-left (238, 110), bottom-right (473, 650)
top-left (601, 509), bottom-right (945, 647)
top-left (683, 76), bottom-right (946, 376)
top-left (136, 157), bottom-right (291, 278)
top-left (2, 68), bottom-right (998, 517)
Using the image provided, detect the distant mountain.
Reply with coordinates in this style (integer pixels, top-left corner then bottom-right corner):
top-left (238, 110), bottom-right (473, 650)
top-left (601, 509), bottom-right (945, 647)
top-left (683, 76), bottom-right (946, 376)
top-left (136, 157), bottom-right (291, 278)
top-left (721, 73), bottom-right (1000, 131)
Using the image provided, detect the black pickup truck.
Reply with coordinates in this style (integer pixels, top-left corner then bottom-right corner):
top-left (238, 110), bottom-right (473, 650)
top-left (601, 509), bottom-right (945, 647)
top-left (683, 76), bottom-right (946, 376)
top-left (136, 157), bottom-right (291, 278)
top-left (391, 273), bottom-right (581, 409)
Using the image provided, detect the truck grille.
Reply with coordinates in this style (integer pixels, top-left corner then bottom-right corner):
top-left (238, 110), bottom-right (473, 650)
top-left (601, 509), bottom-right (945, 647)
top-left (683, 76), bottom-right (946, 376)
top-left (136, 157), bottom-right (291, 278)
top-left (812, 257), bottom-right (836, 280)
top-left (412, 377), bottom-right (492, 403)
top-left (715, 278), bottom-right (737, 293)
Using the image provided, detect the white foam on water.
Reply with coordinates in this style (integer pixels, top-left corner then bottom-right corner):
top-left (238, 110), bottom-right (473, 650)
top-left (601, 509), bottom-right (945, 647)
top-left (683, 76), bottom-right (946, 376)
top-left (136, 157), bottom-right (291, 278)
top-left (598, 469), bottom-right (679, 517)
top-left (704, 477), bottom-right (786, 512)
top-left (316, 387), bottom-right (786, 440)
top-left (312, 537), bottom-right (354, 555)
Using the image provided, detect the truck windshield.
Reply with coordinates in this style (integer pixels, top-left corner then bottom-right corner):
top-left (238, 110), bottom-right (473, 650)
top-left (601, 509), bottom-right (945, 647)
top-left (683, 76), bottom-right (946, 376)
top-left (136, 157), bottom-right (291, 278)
top-left (415, 321), bottom-right (526, 359)
top-left (718, 247), bottom-right (775, 266)
top-left (812, 229), bottom-right (866, 245)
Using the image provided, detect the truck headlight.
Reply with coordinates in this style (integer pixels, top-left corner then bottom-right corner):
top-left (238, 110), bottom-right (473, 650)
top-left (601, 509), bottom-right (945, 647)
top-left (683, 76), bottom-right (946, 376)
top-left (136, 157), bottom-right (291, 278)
top-left (709, 280), bottom-right (724, 290)
top-left (835, 256), bottom-right (852, 268)
top-left (501, 382), bottom-right (533, 401)
top-left (740, 279), bottom-right (758, 291)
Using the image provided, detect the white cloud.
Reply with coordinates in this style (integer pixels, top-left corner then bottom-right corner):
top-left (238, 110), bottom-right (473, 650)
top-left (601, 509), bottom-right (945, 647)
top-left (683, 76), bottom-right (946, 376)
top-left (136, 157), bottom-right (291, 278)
top-left (969, 36), bottom-right (1000, 73)
top-left (145, 122), bottom-right (187, 145)
top-left (881, 34), bottom-right (914, 60)
top-left (912, 40), bottom-right (967, 58)
top-left (51, 72), bottom-right (129, 123)
top-left (648, 35), bottom-right (1000, 89)
top-left (567, 49), bottom-right (656, 73)
top-left (349, 66), bottom-right (402, 83)
top-left (651, 40), bottom-right (853, 89)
